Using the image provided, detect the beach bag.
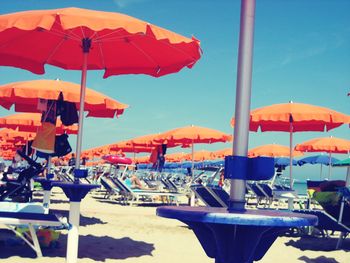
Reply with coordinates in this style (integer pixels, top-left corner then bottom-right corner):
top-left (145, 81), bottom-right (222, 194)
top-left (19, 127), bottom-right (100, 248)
top-left (57, 94), bottom-right (79, 126)
top-left (54, 134), bottom-right (72, 157)
top-left (32, 122), bottom-right (56, 154)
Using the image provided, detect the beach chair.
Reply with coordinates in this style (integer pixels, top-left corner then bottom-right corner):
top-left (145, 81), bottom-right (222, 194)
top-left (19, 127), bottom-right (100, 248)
top-left (112, 177), bottom-right (183, 206)
top-left (294, 209), bottom-right (350, 249)
top-left (100, 176), bottom-right (121, 200)
top-left (0, 202), bottom-right (66, 257)
top-left (246, 182), bottom-right (273, 207)
top-left (190, 184), bottom-right (229, 208)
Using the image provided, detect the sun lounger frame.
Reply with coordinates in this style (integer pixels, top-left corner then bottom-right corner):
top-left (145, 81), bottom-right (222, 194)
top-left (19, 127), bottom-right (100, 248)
top-left (0, 211), bottom-right (64, 257)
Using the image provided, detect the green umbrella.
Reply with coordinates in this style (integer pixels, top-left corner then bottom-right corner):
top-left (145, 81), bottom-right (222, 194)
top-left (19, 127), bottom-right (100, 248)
top-left (333, 158), bottom-right (350, 167)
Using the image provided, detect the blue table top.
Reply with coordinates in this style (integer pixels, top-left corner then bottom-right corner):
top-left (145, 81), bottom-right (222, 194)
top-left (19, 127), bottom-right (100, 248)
top-left (157, 206), bottom-right (318, 227)
top-left (52, 182), bottom-right (99, 190)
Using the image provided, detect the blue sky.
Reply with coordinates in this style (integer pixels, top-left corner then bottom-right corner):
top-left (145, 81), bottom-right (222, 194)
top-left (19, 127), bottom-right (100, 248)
top-left (0, 0), bottom-right (349, 180)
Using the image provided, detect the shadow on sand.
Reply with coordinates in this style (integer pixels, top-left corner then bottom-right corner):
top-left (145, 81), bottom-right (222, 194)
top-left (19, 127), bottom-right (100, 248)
top-left (0, 231), bottom-right (154, 261)
top-left (49, 209), bottom-right (106, 227)
top-left (298, 255), bottom-right (340, 263)
top-left (285, 236), bottom-right (350, 252)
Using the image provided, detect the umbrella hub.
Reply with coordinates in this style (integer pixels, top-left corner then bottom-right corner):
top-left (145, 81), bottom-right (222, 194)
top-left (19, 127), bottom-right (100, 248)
top-left (82, 38), bottom-right (91, 53)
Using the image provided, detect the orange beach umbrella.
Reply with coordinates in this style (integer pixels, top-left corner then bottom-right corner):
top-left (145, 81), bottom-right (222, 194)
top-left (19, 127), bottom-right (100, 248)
top-left (0, 7), bottom-right (201, 78)
top-left (231, 101), bottom-right (350, 188)
top-left (213, 148), bottom-right (233, 159)
top-left (248, 144), bottom-right (304, 158)
top-left (0, 79), bottom-right (128, 118)
top-left (155, 125), bottom-right (232, 173)
top-left (295, 136), bottom-right (350, 154)
top-left (0, 112), bottom-right (78, 134)
top-left (184, 150), bottom-right (217, 162)
top-left (0, 7), bottom-right (201, 263)
top-left (295, 136), bottom-right (350, 178)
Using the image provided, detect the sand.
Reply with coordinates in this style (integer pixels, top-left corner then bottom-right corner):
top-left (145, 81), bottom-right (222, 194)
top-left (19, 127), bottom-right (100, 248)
top-left (0, 188), bottom-right (349, 263)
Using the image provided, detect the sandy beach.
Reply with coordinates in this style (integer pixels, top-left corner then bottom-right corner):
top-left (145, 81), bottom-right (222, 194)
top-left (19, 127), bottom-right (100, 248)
top-left (0, 188), bottom-right (349, 263)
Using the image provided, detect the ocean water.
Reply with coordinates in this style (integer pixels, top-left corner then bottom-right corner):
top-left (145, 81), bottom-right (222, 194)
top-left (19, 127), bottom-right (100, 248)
top-left (293, 181), bottom-right (308, 195)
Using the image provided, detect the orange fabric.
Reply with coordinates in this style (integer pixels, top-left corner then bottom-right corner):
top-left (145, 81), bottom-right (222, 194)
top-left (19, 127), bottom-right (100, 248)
top-left (155, 125), bottom-right (232, 146)
top-left (231, 102), bottom-right (350, 132)
top-left (248, 144), bottom-right (304, 158)
top-left (0, 112), bottom-right (78, 134)
top-left (184, 150), bottom-right (216, 162)
top-left (213, 148), bottom-right (233, 159)
top-left (0, 128), bottom-right (35, 142)
top-left (0, 8), bottom-right (201, 78)
top-left (0, 80), bottom-right (128, 118)
top-left (32, 122), bottom-right (56, 153)
top-left (134, 156), bottom-right (151, 164)
top-left (165, 152), bottom-right (187, 162)
top-left (295, 137), bottom-right (350, 154)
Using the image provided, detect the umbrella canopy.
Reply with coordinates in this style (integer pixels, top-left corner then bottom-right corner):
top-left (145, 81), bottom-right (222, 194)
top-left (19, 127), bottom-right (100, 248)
top-left (0, 79), bottom-right (128, 118)
top-left (155, 125), bottom-right (232, 145)
top-left (274, 157), bottom-right (298, 167)
top-left (109, 141), bottom-right (154, 153)
top-left (295, 136), bottom-right (350, 154)
top-left (248, 144), bottom-right (304, 158)
top-left (334, 158), bottom-right (350, 167)
top-left (155, 125), bottom-right (231, 174)
top-left (231, 101), bottom-right (350, 189)
top-left (0, 7), bottom-right (201, 78)
top-left (232, 102), bottom-right (350, 132)
top-left (297, 155), bottom-right (340, 166)
top-left (165, 152), bottom-right (187, 163)
top-left (213, 148), bottom-right (233, 159)
top-left (0, 128), bottom-right (35, 142)
top-left (295, 137), bottom-right (350, 179)
top-left (184, 150), bottom-right (217, 162)
top-left (0, 112), bottom-right (78, 134)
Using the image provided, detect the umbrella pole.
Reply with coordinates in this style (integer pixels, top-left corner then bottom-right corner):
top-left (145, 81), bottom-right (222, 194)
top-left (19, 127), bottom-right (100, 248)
top-left (66, 42), bottom-right (89, 263)
top-left (230, 0), bottom-right (256, 210)
top-left (328, 152), bottom-right (332, 179)
top-left (289, 122), bottom-right (294, 190)
top-left (74, 52), bottom-right (88, 173)
top-left (320, 164), bottom-right (323, 180)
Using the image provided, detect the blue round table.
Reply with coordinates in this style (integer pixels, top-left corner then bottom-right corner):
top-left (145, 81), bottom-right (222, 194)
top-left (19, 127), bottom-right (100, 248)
top-left (157, 206), bottom-right (318, 263)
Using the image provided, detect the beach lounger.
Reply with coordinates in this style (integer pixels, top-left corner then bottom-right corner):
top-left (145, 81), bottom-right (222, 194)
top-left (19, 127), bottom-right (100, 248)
top-left (294, 209), bottom-right (350, 249)
top-left (100, 176), bottom-right (121, 199)
top-left (190, 185), bottom-right (229, 208)
top-left (112, 177), bottom-right (183, 206)
top-left (0, 202), bottom-right (65, 257)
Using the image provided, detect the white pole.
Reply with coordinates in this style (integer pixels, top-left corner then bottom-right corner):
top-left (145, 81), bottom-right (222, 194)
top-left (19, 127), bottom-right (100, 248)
top-left (66, 202), bottom-right (81, 263)
top-left (320, 164), bottom-right (323, 180)
top-left (230, 0), bottom-right (256, 210)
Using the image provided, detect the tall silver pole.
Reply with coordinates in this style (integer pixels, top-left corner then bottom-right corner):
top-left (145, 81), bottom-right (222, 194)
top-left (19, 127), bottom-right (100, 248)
top-left (230, 0), bottom-right (256, 209)
top-left (75, 52), bottom-right (88, 171)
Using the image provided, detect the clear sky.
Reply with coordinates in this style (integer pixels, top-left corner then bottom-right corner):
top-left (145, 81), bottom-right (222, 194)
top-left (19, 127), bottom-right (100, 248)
top-left (0, 0), bottom-right (349, 180)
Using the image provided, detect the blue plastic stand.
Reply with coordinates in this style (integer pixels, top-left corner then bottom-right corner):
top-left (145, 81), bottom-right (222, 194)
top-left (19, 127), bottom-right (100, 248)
top-left (157, 206), bottom-right (317, 263)
top-left (52, 182), bottom-right (99, 202)
top-left (34, 177), bottom-right (60, 191)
